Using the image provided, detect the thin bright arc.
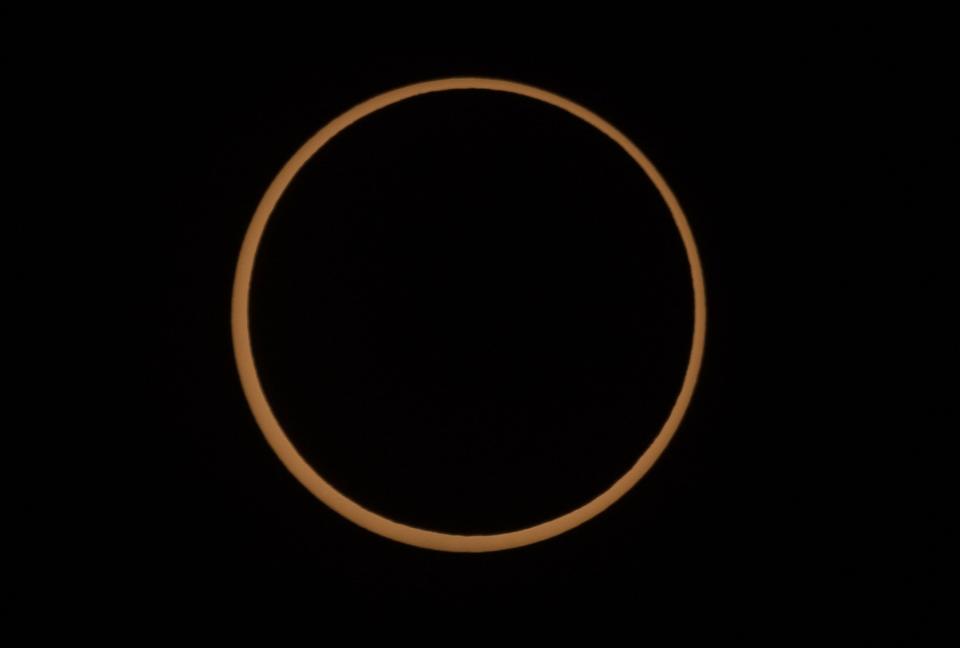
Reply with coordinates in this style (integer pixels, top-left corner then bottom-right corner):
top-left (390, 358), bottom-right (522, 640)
top-left (231, 77), bottom-right (707, 553)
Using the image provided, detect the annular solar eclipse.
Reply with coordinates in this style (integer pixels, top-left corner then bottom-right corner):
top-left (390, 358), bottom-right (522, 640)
top-left (231, 77), bottom-right (706, 552)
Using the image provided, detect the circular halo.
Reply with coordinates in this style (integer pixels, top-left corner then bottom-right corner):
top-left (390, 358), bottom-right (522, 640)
top-left (231, 77), bottom-right (707, 553)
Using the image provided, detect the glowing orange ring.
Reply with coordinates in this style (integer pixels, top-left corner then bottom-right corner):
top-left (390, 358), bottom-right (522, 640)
top-left (232, 77), bottom-right (706, 552)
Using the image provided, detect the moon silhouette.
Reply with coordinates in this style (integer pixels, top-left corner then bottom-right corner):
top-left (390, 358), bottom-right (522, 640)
top-left (231, 77), bottom-right (707, 552)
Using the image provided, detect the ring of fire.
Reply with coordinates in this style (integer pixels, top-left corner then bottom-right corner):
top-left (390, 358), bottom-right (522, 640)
top-left (231, 77), bottom-right (707, 552)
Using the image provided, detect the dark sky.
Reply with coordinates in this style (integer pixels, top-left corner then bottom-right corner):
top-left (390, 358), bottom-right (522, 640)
top-left (13, 26), bottom-right (954, 633)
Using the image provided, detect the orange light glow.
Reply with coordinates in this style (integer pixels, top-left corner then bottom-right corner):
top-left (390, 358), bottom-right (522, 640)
top-left (231, 78), bottom-right (707, 552)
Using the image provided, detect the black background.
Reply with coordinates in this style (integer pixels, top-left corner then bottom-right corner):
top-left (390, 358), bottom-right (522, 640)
top-left (12, 25), bottom-right (955, 633)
